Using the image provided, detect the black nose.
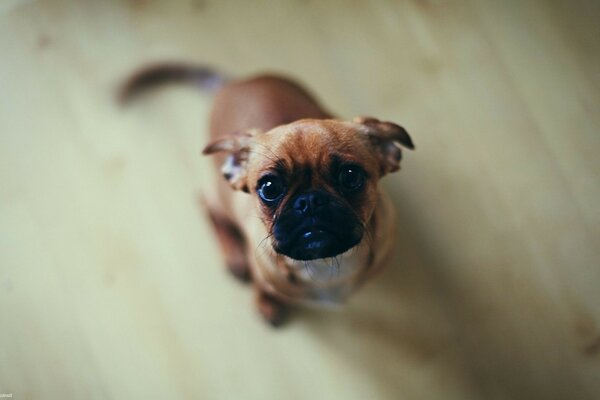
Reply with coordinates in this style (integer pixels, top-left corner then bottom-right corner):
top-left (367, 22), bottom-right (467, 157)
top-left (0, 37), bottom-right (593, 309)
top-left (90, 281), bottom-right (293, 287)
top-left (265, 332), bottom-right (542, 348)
top-left (293, 191), bottom-right (330, 215)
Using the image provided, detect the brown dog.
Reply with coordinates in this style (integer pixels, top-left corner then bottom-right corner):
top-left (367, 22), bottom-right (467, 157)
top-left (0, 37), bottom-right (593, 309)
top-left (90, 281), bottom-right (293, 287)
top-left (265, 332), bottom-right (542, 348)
top-left (121, 65), bottom-right (414, 326)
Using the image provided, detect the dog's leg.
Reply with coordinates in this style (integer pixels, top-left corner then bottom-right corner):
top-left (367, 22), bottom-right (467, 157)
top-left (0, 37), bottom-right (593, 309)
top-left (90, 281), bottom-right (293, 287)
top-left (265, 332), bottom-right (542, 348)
top-left (203, 204), bottom-right (251, 282)
top-left (255, 290), bottom-right (289, 327)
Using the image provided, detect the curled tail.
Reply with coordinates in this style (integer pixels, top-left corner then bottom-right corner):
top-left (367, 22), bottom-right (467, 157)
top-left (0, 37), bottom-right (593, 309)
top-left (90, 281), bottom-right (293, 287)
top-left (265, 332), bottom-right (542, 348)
top-left (118, 63), bottom-right (229, 104)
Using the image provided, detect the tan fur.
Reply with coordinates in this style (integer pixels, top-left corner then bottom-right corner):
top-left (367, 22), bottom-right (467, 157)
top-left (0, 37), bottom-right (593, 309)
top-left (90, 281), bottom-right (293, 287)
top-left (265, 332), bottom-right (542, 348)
top-left (120, 66), bottom-right (412, 325)
top-left (202, 76), bottom-right (413, 324)
top-left (221, 120), bottom-right (396, 305)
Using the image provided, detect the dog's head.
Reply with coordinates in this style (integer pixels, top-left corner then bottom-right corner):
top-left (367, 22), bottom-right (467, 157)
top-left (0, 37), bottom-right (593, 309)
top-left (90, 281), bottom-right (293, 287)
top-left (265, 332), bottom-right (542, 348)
top-left (203, 117), bottom-right (413, 261)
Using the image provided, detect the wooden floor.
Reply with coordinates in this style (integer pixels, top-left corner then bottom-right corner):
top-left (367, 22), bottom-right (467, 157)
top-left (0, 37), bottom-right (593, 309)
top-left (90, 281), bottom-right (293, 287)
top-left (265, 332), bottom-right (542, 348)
top-left (1, 0), bottom-right (599, 399)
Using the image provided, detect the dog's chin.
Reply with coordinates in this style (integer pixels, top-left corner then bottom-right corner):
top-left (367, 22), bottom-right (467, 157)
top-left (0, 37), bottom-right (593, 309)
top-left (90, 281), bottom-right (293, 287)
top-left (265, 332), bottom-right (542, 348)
top-left (274, 229), bottom-right (363, 261)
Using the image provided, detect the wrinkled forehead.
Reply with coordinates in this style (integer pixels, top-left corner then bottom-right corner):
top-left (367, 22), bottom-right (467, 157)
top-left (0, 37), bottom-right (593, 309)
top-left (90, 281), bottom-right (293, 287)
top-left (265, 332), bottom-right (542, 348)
top-left (251, 120), bottom-right (374, 172)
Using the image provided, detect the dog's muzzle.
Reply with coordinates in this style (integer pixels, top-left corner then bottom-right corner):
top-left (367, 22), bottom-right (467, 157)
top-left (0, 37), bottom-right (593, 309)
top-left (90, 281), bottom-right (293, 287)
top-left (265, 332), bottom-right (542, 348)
top-left (272, 190), bottom-right (363, 261)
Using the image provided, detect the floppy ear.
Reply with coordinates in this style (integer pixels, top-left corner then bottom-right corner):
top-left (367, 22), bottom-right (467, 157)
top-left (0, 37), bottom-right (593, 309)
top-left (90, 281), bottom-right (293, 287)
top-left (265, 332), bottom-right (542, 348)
top-left (202, 130), bottom-right (258, 192)
top-left (354, 116), bottom-right (414, 175)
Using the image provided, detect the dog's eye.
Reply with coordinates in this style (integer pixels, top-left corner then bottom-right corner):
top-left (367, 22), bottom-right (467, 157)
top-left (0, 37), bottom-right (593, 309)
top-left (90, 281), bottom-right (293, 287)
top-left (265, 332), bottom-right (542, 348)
top-left (258, 176), bottom-right (285, 202)
top-left (338, 166), bottom-right (365, 191)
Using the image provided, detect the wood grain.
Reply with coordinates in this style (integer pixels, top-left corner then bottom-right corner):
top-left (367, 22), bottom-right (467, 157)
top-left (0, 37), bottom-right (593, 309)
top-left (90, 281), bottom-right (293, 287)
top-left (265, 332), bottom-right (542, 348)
top-left (1, 0), bottom-right (599, 399)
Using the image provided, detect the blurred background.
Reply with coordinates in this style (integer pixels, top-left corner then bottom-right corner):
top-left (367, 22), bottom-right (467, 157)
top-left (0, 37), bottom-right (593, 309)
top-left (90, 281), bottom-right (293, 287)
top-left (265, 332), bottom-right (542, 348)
top-left (1, 0), bottom-right (600, 399)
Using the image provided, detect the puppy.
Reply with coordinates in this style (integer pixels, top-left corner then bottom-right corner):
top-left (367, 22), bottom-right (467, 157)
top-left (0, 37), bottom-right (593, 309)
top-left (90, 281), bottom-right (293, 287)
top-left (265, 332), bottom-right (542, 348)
top-left (120, 64), bottom-right (414, 326)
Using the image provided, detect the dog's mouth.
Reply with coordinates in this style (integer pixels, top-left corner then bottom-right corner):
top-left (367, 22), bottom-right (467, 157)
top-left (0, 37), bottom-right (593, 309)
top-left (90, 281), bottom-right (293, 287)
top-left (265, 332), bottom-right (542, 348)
top-left (298, 228), bottom-right (336, 258)
top-left (274, 224), bottom-right (363, 261)
top-left (270, 190), bottom-right (365, 261)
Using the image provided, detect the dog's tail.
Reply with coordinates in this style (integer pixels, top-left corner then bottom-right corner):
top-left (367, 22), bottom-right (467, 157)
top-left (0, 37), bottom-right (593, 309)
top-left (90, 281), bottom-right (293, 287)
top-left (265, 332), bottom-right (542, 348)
top-left (118, 63), bottom-right (229, 104)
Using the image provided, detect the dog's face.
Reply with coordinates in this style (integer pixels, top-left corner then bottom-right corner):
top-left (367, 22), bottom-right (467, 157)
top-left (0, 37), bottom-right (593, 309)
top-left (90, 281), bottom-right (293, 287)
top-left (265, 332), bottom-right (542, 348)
top-left (203, 117), bottom-right (413, 261)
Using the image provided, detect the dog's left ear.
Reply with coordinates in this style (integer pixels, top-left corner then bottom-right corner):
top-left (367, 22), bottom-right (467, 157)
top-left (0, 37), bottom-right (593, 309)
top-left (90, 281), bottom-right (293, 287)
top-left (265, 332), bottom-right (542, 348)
top-left (202, 130), bottom-right (259, 192)
top-left (354, 116), bottom-right (415, 174)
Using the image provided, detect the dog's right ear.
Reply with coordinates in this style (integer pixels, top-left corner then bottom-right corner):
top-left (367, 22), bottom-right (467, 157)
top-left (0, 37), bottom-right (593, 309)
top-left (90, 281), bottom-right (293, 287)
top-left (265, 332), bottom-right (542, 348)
top-left (202, 130), bottom-right (258, 192)
top-left (353, 116), bottom-right (414, 175)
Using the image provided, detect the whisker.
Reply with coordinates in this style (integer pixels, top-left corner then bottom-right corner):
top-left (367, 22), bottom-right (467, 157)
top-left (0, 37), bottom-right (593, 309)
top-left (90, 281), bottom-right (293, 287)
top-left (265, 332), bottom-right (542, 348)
top-left (328, 257), bottom-right (335, 280)
top-left (255, 231), bottom-right (275, 259)
top-left (304, 260), bottom-right (317, 281)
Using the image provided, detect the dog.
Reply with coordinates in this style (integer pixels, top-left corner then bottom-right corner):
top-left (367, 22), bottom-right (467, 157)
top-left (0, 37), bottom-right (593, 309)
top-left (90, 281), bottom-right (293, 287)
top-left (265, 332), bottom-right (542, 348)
top-left (120, 64), bottom-right (414, 326)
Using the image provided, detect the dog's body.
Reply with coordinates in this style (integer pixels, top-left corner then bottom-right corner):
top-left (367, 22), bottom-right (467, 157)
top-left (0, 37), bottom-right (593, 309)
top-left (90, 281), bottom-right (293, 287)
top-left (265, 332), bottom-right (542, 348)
top-left (121, 65), bottom-right (413, 325)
